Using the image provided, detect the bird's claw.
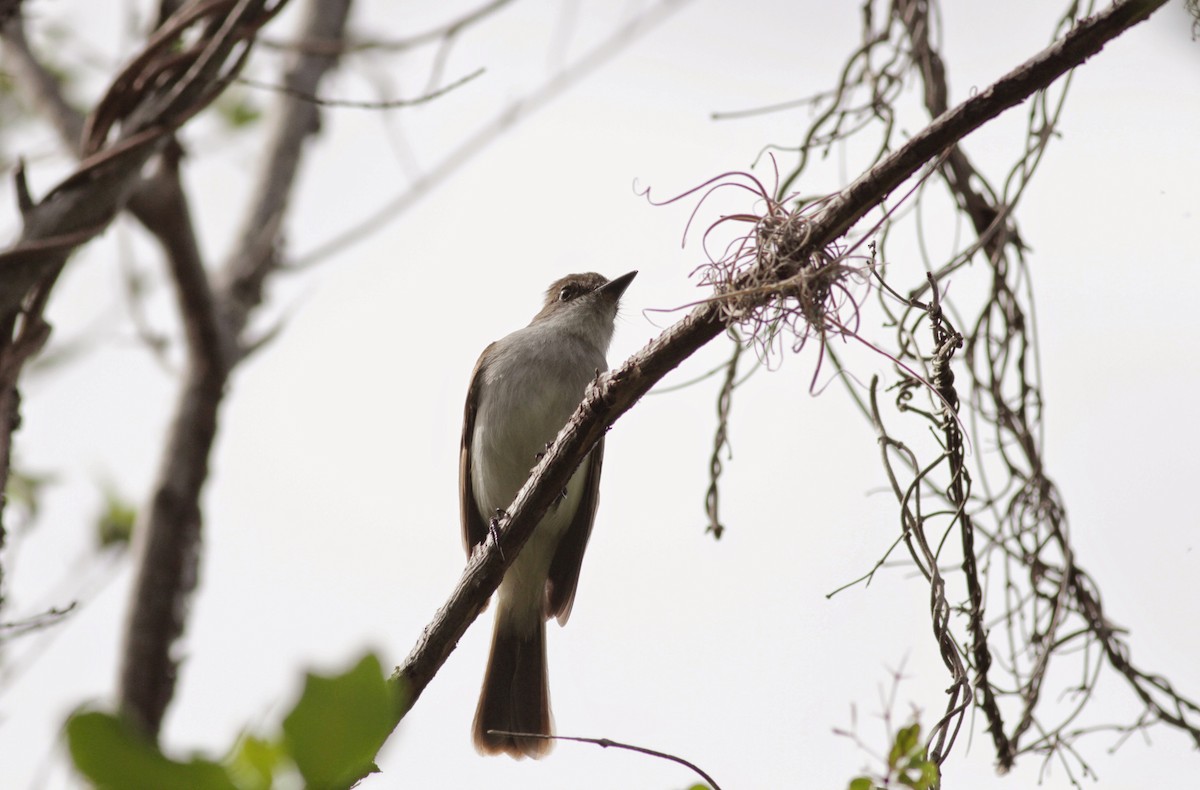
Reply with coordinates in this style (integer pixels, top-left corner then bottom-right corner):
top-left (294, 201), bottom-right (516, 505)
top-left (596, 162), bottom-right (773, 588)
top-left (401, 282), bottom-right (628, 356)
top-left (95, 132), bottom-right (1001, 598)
top-left (488, 509), bottom-right (507, 561)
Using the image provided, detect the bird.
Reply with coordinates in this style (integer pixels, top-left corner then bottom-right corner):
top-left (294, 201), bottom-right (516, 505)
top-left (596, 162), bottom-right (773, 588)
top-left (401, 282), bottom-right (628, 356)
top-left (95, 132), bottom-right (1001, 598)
top-left (460, 270), bottom-right (636, 758)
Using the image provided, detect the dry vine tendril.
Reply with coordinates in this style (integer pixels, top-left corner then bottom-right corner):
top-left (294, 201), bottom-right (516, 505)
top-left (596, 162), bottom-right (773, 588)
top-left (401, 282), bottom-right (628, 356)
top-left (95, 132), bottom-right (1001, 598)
top-left (644, 0), bottom-right (1200, 782)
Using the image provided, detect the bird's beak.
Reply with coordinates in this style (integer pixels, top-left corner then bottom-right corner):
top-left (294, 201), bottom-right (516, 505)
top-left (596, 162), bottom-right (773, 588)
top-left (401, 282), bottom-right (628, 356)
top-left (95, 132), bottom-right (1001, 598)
top-left (598, 270), bottom-right (637, 299)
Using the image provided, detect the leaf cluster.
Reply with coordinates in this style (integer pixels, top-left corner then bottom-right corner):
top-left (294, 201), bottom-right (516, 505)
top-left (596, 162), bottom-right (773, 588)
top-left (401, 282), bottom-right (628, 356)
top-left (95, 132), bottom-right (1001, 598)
top-left (68, 653), bottom-right (405, 790)
top-left (847, 723), bottom-right (939, 790)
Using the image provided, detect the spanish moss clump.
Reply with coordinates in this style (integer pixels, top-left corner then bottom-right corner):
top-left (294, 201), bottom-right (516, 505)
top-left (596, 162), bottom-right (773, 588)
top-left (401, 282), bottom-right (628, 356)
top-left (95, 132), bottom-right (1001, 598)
top-left (641, 166), bottom-right (867, 375)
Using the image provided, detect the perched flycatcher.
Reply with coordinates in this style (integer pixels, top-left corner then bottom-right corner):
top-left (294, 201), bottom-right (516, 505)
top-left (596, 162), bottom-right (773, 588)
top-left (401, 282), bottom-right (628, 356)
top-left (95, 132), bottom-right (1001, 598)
top-left (460, 270), bottom-right (636, 758)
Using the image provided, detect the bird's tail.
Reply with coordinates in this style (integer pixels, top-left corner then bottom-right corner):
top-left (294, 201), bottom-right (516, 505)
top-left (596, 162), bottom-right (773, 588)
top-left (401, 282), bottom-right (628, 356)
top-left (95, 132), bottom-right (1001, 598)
top-left (472, 614), bottom-right (553, 758)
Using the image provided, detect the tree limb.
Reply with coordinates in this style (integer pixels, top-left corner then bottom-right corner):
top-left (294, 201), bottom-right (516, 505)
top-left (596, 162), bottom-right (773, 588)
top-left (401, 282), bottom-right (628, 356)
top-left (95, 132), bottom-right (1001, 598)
top-left (118, 0), bottom-right (353, 737)
top-left (116, 146), bottom-right (233, 735)
top-left (0, 0), bottom-right (286, 619)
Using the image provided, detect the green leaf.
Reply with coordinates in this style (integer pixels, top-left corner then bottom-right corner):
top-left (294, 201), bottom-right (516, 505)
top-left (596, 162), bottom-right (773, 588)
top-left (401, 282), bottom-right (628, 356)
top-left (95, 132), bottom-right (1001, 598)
top-left (916, 759), bottom-right (940, 790)
top-left (282, 653), bottom-right (401, 789)
top-left (898, 765), bottom-right (937, 790)
top-left (4, 466), bottom-right (54, 523)
top-left (215, 92), bottom-right (262, 129)
top-left (888, 723), bottom-right (921, 769)
top-left (67, 711), bottom-right (236, 790)
top-left (96, 489), bottom-right (136, 548)
top-left (226, 734), bottom-right (287, 790)
top-left (848, 777), bottom-right (875, 790)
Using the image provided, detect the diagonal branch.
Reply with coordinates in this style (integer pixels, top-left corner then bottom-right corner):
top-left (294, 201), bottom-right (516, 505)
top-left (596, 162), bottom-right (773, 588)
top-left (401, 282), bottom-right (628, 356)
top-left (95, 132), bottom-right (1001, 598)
top-left (391, 0), bottom-right (1168, 711)
top-left (216, 0), bottom-right (352, 336)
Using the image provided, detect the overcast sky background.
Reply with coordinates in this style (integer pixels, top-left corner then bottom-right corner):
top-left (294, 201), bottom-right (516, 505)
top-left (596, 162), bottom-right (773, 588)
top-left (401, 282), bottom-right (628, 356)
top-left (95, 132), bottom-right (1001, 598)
top-left (1, 1), bottom-right (1198, 788)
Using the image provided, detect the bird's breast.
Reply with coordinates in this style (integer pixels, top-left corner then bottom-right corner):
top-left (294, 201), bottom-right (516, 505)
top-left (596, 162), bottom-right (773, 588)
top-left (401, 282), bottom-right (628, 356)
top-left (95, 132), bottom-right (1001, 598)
top-left (470, 330), bottom-right (604, 518)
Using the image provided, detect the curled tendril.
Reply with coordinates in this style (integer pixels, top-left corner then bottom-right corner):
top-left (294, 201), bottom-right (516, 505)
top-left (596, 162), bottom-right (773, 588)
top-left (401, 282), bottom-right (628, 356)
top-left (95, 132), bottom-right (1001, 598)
top-left (640, 157), bottom-right (961, 413)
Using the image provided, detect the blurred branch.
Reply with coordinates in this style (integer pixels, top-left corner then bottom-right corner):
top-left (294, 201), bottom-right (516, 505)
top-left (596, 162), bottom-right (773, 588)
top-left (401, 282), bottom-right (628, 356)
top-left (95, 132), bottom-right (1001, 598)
top-left (0, 0), bottom-right (286, 361)
top-left (0, 0), bottom-right (290, 744)
top-left (116, 144), bottom-right (232, 736)
top-left (118, 0), bottom-right (352, 738)
top-left (0, 602), bottom-right (76, 638)
top-left (0, 15), bottom-right (86, 145)
top-left (236, 66), bottom-right (483, 109)
top-left (258, 0), bottom-right (515, 55)
top-left (292, 0), bottom-right (693, 268)
top-left (1, 0), bottom-right (301, 741)
top-left (391, 0), bottom-right (1162, 714)
top-left (216, 0), bottom-right (350, 341)
top-left (0, 0), bottom-right (19, 27)
top-left (0, 0), bottom-right (285, 608)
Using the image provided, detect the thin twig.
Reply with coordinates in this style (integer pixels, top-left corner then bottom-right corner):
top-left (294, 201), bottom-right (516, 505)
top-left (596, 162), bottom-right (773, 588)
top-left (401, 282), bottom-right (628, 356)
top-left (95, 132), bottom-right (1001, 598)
top-left (487, 731), bottom-right (724, 790)
top-left (236, 66), bottom-right (483, 109)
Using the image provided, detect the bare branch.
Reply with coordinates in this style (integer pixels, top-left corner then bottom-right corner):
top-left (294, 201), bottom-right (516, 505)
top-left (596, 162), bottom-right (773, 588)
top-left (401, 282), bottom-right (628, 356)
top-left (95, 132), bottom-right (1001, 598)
top-left (235, 66), bottom-right (483, 110)
top-left (0, 14), bottom-right (86, 147)
top-left (258, 0), bottom-right (516, 55)
top-left (0, 0), bottom-right (284, 320)
top-left (118, 0), bottom-right (353, 738)
top-left (489, 730), bottom-right (725, 790)
top-left (0, 602), bottom-right (77, 638)
top-left (292, 0), bottom-right (692, 268)
top-left (0, 0), bottom-right (301, 743)
top-left (116, 147), bottom-right (232, 736)
top-left (216, 1), bottom-right (349, 339)
top-left (0, 1), bottom-right (289, 604)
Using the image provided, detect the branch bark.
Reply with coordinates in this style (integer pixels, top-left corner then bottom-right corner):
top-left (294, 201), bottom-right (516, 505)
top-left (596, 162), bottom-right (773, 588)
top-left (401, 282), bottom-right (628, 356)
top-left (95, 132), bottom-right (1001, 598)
top-left (391, 0), bottom-right (1169, 713)
top-left (116, 146), bottom-right (233, 735)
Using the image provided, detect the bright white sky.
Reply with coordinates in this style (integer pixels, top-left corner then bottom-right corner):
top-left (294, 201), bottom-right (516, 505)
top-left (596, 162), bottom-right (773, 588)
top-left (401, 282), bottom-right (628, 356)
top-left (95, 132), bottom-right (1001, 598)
top-left (1, 1), bottom-right (1198, 788)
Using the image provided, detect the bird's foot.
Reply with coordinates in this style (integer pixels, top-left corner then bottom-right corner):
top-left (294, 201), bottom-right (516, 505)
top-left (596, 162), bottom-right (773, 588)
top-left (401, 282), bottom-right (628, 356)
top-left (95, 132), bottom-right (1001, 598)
top-left (488, 509), bottom-right (507, 560)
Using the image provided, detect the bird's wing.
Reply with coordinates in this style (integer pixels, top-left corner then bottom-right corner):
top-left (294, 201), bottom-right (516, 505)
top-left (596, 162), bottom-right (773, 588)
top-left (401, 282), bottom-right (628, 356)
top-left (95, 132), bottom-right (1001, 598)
top-left (460, 345), bottom-right (493, 555)
top-left (545, 436), bottom-right (604, 625)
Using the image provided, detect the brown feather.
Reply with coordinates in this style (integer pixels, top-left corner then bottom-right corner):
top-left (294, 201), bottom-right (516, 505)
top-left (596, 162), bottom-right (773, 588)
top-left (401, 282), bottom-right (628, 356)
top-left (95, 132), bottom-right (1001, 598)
top-left (545, 440), bottom-right (604, 624)
top-left (472, 618), bottom-right (553, 758)
top-left (459, 343), bottom-right (494, 555)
